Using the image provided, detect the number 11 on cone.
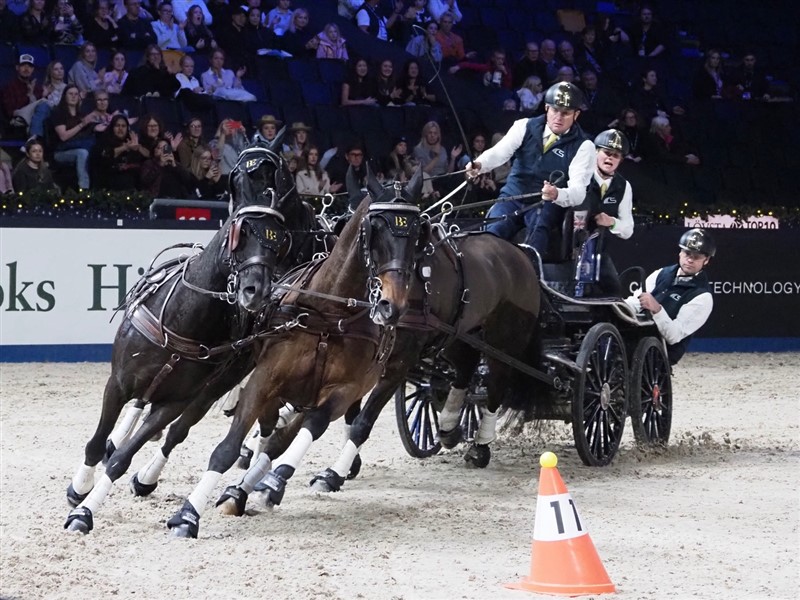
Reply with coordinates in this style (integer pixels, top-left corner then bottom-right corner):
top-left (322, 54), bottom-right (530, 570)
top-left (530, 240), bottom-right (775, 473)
top-left (534, 493), bottom-right (585, 541)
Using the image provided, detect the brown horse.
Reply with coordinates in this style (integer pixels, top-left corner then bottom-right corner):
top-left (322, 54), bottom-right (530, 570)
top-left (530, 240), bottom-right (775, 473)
top-left (166, 169), bottom-right (426, 538)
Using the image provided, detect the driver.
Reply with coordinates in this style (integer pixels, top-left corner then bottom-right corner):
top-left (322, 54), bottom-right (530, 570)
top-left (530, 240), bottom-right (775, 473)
top-left (624, 228), bottom-right (715, 364)
top-left (465, 82), bottom-right (595, 255)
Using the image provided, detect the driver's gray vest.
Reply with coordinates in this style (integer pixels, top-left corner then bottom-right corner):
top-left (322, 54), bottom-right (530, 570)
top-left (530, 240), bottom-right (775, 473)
top-left (499, 115), bottom-right (588, 201)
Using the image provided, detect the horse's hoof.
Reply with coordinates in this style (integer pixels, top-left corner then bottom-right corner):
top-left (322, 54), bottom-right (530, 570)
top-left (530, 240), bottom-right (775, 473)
top-left (129, 473), bottom-right (158, 497)
top-left (66, 483), bottom-right (90, 508)
top-left (236, 445), bottom-right (254, 470)
top-left (255, 471), bottom-right (286, 507)
top-left (64, 507), bottom-right (93, 534)
top-left (103, 440), bottom-right (116, 465)
top-left (215, 486), bottom-right (247, 516)
top-left (309, 468), bottom-right (345, 493)
top-left (464, 443), bottom-right (491, 468)
top-left (346, 454), bottom-right (362, 481)
top-left (166, 501), bottom-right (200, 539)
top-left (438, 425), bottom-right (463, 449)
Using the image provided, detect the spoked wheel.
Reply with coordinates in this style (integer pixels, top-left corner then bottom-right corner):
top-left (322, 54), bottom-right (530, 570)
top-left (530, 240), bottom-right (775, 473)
top-left (628, 336), bottom-right (673, 446)
top-left (395, 361), bottom-right (482, 459)
top-left (572, 323), bottom-right (629, 466)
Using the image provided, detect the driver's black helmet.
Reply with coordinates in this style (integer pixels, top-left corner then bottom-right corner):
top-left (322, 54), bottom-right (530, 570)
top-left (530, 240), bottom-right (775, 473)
top-left (544, 82), bottom-right (584, 110)
top-left (594, 129), bottom-right (630, 156)
top-left (679, 228), bottom-right (716, 257)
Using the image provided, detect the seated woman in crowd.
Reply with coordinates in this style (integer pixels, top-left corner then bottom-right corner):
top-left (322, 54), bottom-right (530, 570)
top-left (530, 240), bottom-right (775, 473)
top-left (256, 114), bottom-right (283, 146)
top-left (647, 115), bottom-right (700, 166)
top-left (375, 59), bottom-right (403, 106)
top-left (413, 120), bottom-right (460, 199)
top-left (175, 54), bottom-right (215, 111)
top-left (630, 68), bottom-right (684, 123)
top-left (405, 20), bottom-right (443, 64)
top-left (51, 84), bottom-right (99, 190)
top-left (25, 60), bottom-right (67, 139)
top-left (90, 89), bottom-right (119, 135)
top-left (189, 145), bottom-right (225, 199)
top-left (84, 0), bottom-right (120, 49)
top-left (12, 137), bottom-right (58, 193)
top-left (151, 1), bottom-right (191, 52)
top-left (398, 59), bottom-right (436, 105)
top-left (138, 114), bottom-right (181, 159)
top-left (69, 42), bottom-right (105, 96)
top-left (94, 114), bottom-right (144, 190)
top-left (382, 136), bottom-right (418, 183)
top-left (281, 7), bottom-right (319, 58)
top-left (282, 121), bottom-right (312, 158)
top-left (317, 23), bottom-right (348, 60)
top-left (51, 0), bottom-right (84, 45)
top-left (692, 48), bottom-right (725, 100)
top-left (176, 117), bottom-right (206, 169)
top-left (244, 6), bottom-right (277, 62)
top-left (201, 49), bottom-right (257, 101)
top-left (516, 75), bottom-right (543, 113)
top-left (184, 3), bottom-right (217, 52)
top-left (614, 107), bottom-right (646, 162)
top-left (102, 51), bottom-right (129, 95)
top-left (295, 145), bottom-right (340, 196)
top-left (265, 0), bottom-right (293, 36)
top-left (341, 58), bottom-right (378, 106)
top-left (139, 137), bottom-right (193, 198)
top-left (122, 45), bottom-right (181, 98)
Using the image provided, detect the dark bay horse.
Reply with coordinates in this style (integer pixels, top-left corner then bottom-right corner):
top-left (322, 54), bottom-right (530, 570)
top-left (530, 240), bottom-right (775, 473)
top-left (166, 169), bottom-right (426, 538)
top-left (306, 224), bottom-right (543, 493)
top-left (64, 147), bottom-right (317, 534)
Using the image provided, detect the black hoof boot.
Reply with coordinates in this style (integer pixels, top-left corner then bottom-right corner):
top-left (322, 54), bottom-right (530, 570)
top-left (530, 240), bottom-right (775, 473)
top-left (438, 425), bottom-right (463, 449)
top-left (346, 454), bottom-right (362, 481)
top-left (129, 473), bottom-right (158, 497)
top-left (309, 468), bottom-right (345, 493)
top-left (167, 501), bottom-right (200, 539)
top-left (66, 483), bottom-right (90, 508)
top-left (64, 506), bottom-right (94, 534)
top-left (236, 445), bottom-right (254, 470)
top-left (103, 440), bottom-right (116, 465)
top-left (254, 471), bottom-right (286, 507)
top-left (464, 443), bottom-right (491, 468)
top-left (215, 486), bottom-right (248, 516)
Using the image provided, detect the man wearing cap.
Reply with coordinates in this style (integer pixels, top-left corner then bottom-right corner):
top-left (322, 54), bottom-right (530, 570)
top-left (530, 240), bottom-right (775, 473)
top-left (2, 54), bottom-right (43, 131)
top-left (216, 6), bottom-right (248, 70)
top-left (466, 81), bottom-right (594, 256)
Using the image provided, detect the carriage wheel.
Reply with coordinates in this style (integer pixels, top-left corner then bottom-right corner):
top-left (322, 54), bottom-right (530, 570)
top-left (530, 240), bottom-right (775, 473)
top-left (571, 323), bottom-right (629, 466)
top-left (395, 371), bottom-right (482, 459)
top-left (628, 336), bottom-right (673, 446)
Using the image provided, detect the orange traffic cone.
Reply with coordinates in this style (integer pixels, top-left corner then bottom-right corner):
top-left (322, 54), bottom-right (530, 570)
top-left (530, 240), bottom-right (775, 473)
top-left (505, 452), bottom-right (615, 597)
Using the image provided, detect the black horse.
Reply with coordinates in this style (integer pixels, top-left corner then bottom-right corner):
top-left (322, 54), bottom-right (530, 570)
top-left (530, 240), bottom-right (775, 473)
top-left (166, 169), bottom-right (426, 539)
top-left (64, 147), bottom-right (318, 534)
top-left (305, 214), bottom-right (544, 492)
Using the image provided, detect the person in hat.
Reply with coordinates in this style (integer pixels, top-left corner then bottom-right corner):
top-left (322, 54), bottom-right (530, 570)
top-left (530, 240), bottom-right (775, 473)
top-left (624, 229), bottom-right (715, 364)
top-left (257, 114), bottom-right (283, 146)
top-left (283, 121), bottom-right (313, 158)
top-left (1, 54), bottom-right (44, 132)
top-left (383, 135), bottom-right (418, 183)
top-left (466, 81), bottom-right (595, 256)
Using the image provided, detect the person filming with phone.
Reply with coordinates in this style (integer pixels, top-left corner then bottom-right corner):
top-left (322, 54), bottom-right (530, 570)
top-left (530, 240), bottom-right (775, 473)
top-left (140, 137), bottom-right (193, 197)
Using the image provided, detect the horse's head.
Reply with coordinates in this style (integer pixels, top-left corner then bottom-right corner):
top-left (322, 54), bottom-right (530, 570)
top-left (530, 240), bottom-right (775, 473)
top-left (223, 147), bottom-right (296, 312)
top-left (348, 166), bottom-right (425, 326)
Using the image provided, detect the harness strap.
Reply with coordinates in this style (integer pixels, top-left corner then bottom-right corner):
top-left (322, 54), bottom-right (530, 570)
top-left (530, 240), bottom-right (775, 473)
top-left (140, 354), bottom-right (181, 404)
top-left (311, 333), bottom-right (330, 405)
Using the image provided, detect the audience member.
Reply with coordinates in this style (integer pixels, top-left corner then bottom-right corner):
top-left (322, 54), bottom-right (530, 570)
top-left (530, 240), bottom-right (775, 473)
top-left (103, 51), bottom-right (129, 94)
top-left (629, 4), bottom-right (667, 59)
top-left (578, 69), bottom-right (620, 136)
top-left (341, 58), bottom-right (379, 107)
top-left (176, 116), bottom-right (205, 168)
top-left (26, 60), bottom-right (67, 138)
top-left (554, 65), bottom-right (576, 84)
top-left (140, 137), bottom-right (193, 197)
top-left (356, 0), bottom-right (401, 42)
top-left (337, 0), bottom-right (361, 20)
top-left (51, 0), bottom-right (84, 45)
top-left (69, 43), bottom-right (105, 96)
top-left (112, 0), bottom-right (153, 21)
top-left (207, 0), bottom-right (231, 28)
top-left (214, 119), bottom-right (249, 175)
top-left (629, 68), bottom-right (684, 123)
top-left (0, 0), bottom-right (20, 44)
top-left (428, 0), bottom-right (462, 23)
top-left (171, 0), bottom-right (212, 26)
top-left (151, 1), bottom-right (190, 51)
top-left (730, 51), bottom-right (770, 100)
top-left (12, 138), bottom-right (58, 193)
top-left (317, 23), bottom-right (348, 60)
top-left (413, 120), bottom-right (460, 199)
top-left (436, 11), bottom-right (472, 66)
top-left (692, 49), bottom-right (724, 100)
top-left (201, 49), bottom-right (256, 101)
top-left (138, 113), bottom-right (179, 158)
top-left (51, 84), bottom-right (98, 190)
top-left (538, 39), bottom-right (558, 84)
top-left (398, 59), bottom-right (436, 104)
top-left (383, 135), bottom-right (419, 182)
top-left (2, 54), bottom-right (44, 133)
top-left (189, 145), bottom-right (225, 198)
top-left (398, 0), bottom-right (432, 43)
top-left (613, 107), bottom-right (645, 162)
top-left (281, 7), bottom-right (319, 57)
top-left (84, 0), bottom-right (121, 48)
top-left (265, 0), bottom-right (293, 36)
top-left (90, 90), bottom-right (118, 135)
top-left (516, 75), bottom-right (544, 113)
top-left (20, 0), bottom-right (53, 44)
top-left (117, 0), bottom-right (156, 49)
top-left (375, 59), bottom-right (403, 106)
top-left (184, 3), bottom-right (217, 52)
top-left (325, 140), bottom-right (369, 196)
top-left (576, 26), bottom-right (605, 75)
top-left (175, 54), bottom-right (215, 110)
top-left (556, 41), bottom-right (581, 82)
top-left (215, 7), bottom-right (249, 70)
top-left (405, 19), bottom-right (442, 64)
top-left (450, 49), bottom-right (511, 90)
top-left (94, 113), bottom-right (144, 189)
top-left (255, 114), bottom-right (283, 146)
top-left (0, 147), bottom-right (13, 194)
top-left (243, 7), bottom-right (277, 71)
top-left (123, 44), bottom-right (181, 98)
top-left (647, 115), bottom-right (699, 166)
top-left (512, 41), bottom-right (548, 89)
top-left (296, 145), bottom-right (339, 195)
top-left (457, 131), bottom-right (497, 200)
top-left (283, 121), bottom-right (312, 157)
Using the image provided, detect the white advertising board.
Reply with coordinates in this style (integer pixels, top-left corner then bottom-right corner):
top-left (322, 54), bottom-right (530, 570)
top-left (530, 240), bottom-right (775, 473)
top-left (0, 227), bottom-right (214, 348)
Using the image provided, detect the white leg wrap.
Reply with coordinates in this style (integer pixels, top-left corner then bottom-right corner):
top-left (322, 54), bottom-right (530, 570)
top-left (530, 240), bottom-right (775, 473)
top-left (71, 463), bottom-right (96, 495)
top-left (187, 471), bottom-right (223, 517)
top-left (137, 449), bottom-right (168, 486)
top-left (439, 387), bottom-right (467, 431)
top-left (220, 385), bottom-right (241, 413)
top-left (342, 423), bottom-right (352, 446)
top-left (272, 428), bottom-right (314, 470)
top-left (276, 403), bottom-right (296, 429)
top-left (331, 440), bottom-right (360, 478)
top-left (474, 408), bottom-right (499, 445)
top-left (108, 406), bottom-right (144, 448)
top-left (235, 453), bottom-right (272, 493)
top-left (245, 432), bottom-right (270, 457)
top-left (79, 474), bottom-right (114, 514)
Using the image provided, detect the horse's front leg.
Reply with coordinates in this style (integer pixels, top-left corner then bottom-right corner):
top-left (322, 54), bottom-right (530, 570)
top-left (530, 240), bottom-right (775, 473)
top-left (439, 340), bottom-right (481, 451)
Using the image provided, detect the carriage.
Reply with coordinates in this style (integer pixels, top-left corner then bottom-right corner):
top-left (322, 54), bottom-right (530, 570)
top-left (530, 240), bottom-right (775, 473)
top-left (394, 209), bottom-right (672, 467)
